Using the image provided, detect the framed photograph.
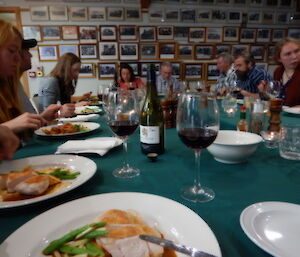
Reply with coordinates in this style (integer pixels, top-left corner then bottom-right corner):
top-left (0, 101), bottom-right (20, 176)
top-left (276, 12), bottom-right (290, 24)
top-left (215, 45), bottom-right (231, 55)
top-left (41, 26), bottom-right (61, 41)
top-left (149, 9), bottom-right (164, 22)
top-left (256, 28), bottom-right (271, 43)
top-left (125, 7), bottom-right (141, 21)
top-left (22, 26), bottom-right (41, 42)
top-left (206, 28), bottom-right (223, 43)
top-left (272, 29), bottom-right (286, 42)
top-left (139, 26), bottom-right (156, 42)
top-left (223, 27), bottom-right (239, 42)
top-left (30, 6), bottom-right (49, 21)
top-left (188, 27), bottom-right (205, 43)
top-left (88, 7), bottom-right (106, 21)
top-left (262, 12), bottom-right (274, 24)
top-left (107, 7), bottom-right (124, 21)
top-left (159, 42), bottom-right (176, 60)
top-left (249, 0), bottom-right (263, 5)
top-left (184, 63), bottom-right (203, 80)
top-left (79, 44), bottom-right (98, 59)
top-left (61, 26), bottom-right (78, 40)
top-left (99, 42), bottom-right (118, 60)
top-left (288, 28), bottom-right (300, 39)
top-left (98, 63), bottom-right (117, 79)
top-left (59, 44), bottom-right (79, 57)
top-left (250, 45), bottom-right (265, 60)
top-left (120, 62), bottom-right (140, 76)
top-left (207, 63), bottom-right (220, 81)
top-left (79, 63), bottom-right (95, 78)
top-left (174, 26), bottom-right (189, 41)
top-left (211, 10), bottom-right (227, 23)
top-left (157, 26), bottom-right (174, 40)
top-left (38, 45), bottom-right (58, 61)
top-left (181, 9), bottom-right (196, 22)
top-left (140, 43), bottom-right (158, 60)
top-left (195, 45), bottom-right (214, 59)
top-left (178, 44), bottom-right (194, 59)
top-left (119, 25), bottom-right (137, 41)
top-left (240, 28), bottom-right (256, 43)
top-left (49, 6), bottom-right (68, 21)
top-left (267, 45), bottom-right (276, 62)
top-left (99, 26), bottom-right (117, 41)
top-left (170, 62), bottom-right (181, 79)
top-left (231, 44), bottom-right (250, 56)
top-left (69, 7), bottom-right (88, 21)
top-left (119, 43), bottom-right (138, 60)
top-left (140, 62), bottom-right (161, 77)
top-left (165, 9), bottom-right (179, 22)
top-left (279, 0), bottom-right (292, 7)
top-left (228, 11), bottom-right (242, 23)
top-left (79, 26), bottom-right (97, 43)
top-left (232, 0), bottom-right (246, 4)
top-left (266, 0), bottom-right (278, 6)
top-left (256, 62), bottom-right (268, 70)
top-left (197, 10), bottom-right (211, 22)
top-left (248, 11), bottom-right (262, 24)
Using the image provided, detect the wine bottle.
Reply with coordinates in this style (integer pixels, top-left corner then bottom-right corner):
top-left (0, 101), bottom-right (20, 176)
top-left (140, 64), bottom-right (165, 155)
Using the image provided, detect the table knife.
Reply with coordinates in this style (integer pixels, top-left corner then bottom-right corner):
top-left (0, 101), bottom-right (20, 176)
top-left (139, 234), bottom-right (219, 257)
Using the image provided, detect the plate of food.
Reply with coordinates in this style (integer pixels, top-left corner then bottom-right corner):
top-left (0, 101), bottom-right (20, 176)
top-left (0, 192), bottom-right (221, 257)
top-left (75, 106), bottom-right (103, 115)
top-left (35, 122), bottom-right (100, 137)
top-left (0, 155), bottom-right (96, 209)
top-left (282, 106), bottom-right (300, 115)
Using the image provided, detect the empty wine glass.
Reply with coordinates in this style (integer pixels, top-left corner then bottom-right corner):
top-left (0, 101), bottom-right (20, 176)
top-left (177, 91), bottom-right (219, 202)
top-left (195, 80), bottom-right (205, 92)
top-left (267, 81), bottom-right (282, 98)
top-left (106, 88), bottom-right (140, 178)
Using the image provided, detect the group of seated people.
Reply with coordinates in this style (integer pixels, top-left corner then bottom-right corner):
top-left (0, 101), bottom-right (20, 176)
top-left (0, 17), bottom-right (299, 160)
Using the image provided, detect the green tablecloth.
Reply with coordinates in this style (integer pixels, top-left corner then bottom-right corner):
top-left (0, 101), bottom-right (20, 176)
top-left (1, 106), bottom-right (300, 257)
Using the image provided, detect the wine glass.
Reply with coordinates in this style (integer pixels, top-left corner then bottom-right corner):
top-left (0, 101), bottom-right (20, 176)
top-left (177, 91), bottom-right (219, 202)
top-left (195, 80), bottom-right (205, 92)
top-left (267, 81), bottom-right (282, 98)
top-left (106, 88), bottom-right (140, 178)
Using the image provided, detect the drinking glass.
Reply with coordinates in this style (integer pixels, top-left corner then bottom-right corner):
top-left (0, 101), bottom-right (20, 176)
top-left (221, 94), bottom-right (237, 116)
top-left (279, 125), bottom-right (300, 160)
top-left (106, 88), bottom-right (140, 178)
top-left (267, 81), bottom-right (282, 98)
top-left (177, 92), bottom-right (220, 202)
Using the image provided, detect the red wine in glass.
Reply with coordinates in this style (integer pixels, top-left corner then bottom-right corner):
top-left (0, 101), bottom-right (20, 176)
top-left (108, 120), bottom-right (138, 137)
top-left (178, 128), bottom-right (217, 149)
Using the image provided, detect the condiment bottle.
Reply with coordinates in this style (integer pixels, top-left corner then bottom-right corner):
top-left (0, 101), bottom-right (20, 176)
top-left (250, 99), bottom-right (265, 134)
top-left (237, 105), bottom-right (248, 132)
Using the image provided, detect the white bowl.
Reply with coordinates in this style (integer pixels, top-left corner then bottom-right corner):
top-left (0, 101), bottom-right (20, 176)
top-left (207, 130), bottom-right (262, 164)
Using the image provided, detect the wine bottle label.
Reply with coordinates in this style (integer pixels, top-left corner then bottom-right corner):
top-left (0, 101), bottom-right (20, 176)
top-left (140, 125), bottom-right (160, 144)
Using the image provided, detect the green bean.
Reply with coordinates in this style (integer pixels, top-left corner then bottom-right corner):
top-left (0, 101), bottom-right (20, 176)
top-left (83, 229), bottom-right (108, 239)
top-left (85, 242), bottom-right (105, 256)
top-left (59, 245), bottom-right (100, 256)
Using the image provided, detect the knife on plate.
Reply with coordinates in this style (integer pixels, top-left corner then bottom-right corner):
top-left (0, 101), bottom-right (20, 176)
top-left (139, 234), bottom-right (219, 257)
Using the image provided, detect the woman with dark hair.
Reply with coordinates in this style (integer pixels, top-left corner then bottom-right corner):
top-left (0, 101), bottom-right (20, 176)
top-left (118, 63), bottom-right (145, 90)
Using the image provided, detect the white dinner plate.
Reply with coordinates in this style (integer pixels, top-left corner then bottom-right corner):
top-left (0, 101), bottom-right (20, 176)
top-left (240, 201), bottom-right (300, 257)
top-left (75, 105), bottom-right (102, 115)
top-left (35, 122), bottom-right (100, 137)
top-left (282, 107), bottom-right (300, 115)
top-left (0, 155), bottom-right (96, 209)
top-left (0, 192), bottom-right (222, 257)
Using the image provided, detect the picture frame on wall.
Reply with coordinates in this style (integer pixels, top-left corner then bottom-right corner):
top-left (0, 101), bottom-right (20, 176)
top-left (231, 44), bottom-right (250, 56)
top-left (49, 6), bottom-right (68, 21)
top-left (41, 26), bottom-right (61, 41)
top-left (98, 62), bottom-right (117, 79)
top-left (206, 28), bottom-right (223, 43)
top-left (120, 62), bottom-right (140, 76)
top-left (149, 9), bottom-right (164, 22)
top-left (276, 12), bottom-right (290, 24)
top-left (140, 43), bottom-right (158, 60)
top-left (272, 29), bottom-right (286, 42)
top-left (38, 45), bottom-right (58, 61)
top-left (240, 28), bottom-right (256, 43)
top-left (250, 45), bottom-right (265, 60)
top-left (139, 26), bottom-right (156, 42)
top-left (184, 63), bottom-right (203, 80)
top-left (159, 42), bottom-right (176, 60)
top-left (69, 7), bottom-right (88, 21)
top-left (30, 6), bottom-right (49, 21)
top-left (232, 0), bottom-right (246, 4)
top-left (248, 11), bottom-right (262, 24)
top-left (119, 25), bottom-right (137, 41)
top-left (125, 7), bottom-right (141, 21)
top-left (140, 62), bottom-right (161, 77)
top-left (197, 10), bottom-right (211, 22)
top-left (59, 44), bottom-right (79, 57)
top-left (279, 0), bottom-right (292, 7)
top-left (61, 26), bottom-right (78, 40)
top-left (100, 26), bottom-right (117, 41)
top-left (119, 43), bottom-right (138, 60)
top-left (288, 28), bottom-right (300, 39)
top-left (256, 28), bottom-right (271, 43)
top-left (177, 44), bottom-right (194, 59)
top-left (170, 62), bottom-right (181, 79)
top-left (211, 10), bottom-right (227, 23)
top-left (249, 0), bottom-right (263, 6)
top-left (188, 27), bottom-right (205, 43)
top-left (207, 63), bottom-right (220, 81)
top-left (266, 0), bottom-right (278, 7)
top-left (88, 7), bottom-right (106, 21)
top-left (79, 26), bottom-right (97, 43)
top-left (99, 42), bottom-right (118, 60)
top-left (215, 0), bottom-right (230, 4)
top-left (79, 44), bottom-right (98, 59)
top-left (181, 9), bottom-right (196, 22)
top-left (107, 7), bottom-right (124, 21)
top-left (157, 26), bottom-right (174, 40)
top-left (223, 27), bottom-right (239, 42)
top-left (195, 45), bottom-right (214, 59)
top-left (267, 45), bottom-right (276, 62)
top-left (79, 63), bottom-right (95, 78)
top-left (262, 12), bottom-right (274, 24)
top-left (215, 45), bottom-right (231, 55)
top-left (23, 26), bottom-right (41, 42)
top-left (165, 9), bottom-right (179, 22)
top-left (256, 62), bottom-right (268, 70)
top-left (228, 11), bottom-right (242, 23)
top-left (174, 26), bottom-right (189, 41)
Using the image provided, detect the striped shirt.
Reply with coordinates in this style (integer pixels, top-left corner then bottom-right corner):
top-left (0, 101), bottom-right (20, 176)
top-left (215, 66), bottom-right (237, 91)
top-left (156, 75), bottom-right (181, 95)
top-left (237, 66), bottom-right (271, 93)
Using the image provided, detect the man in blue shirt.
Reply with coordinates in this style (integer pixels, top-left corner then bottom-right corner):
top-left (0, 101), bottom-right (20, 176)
top-left (234, 51), bottom-right (271, 98)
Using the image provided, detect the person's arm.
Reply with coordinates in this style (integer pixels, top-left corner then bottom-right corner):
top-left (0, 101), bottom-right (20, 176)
top-left (0, 125), bottom-right (19, 160)
top-left (39, 77), bottom-right (60, 111)
top-left (240, 90), bottom-right (259, 98)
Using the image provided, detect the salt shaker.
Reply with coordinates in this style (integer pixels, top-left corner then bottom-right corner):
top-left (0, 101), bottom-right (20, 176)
top-left (250, 99), bottom-right (265, 134)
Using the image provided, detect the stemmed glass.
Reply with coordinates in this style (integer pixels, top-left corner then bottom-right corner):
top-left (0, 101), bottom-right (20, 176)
top-left (106, 88), bottom-right (140, 178)
top-left (267, 81), bottom-right (282, 98)
top-left (177, 91), bottom-right (219, 202)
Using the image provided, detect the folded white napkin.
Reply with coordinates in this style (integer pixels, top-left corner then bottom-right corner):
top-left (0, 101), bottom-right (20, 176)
top-left (59, 114), bottom-right (99, 122)
top-left (56, 137), bottom-right (123, 156)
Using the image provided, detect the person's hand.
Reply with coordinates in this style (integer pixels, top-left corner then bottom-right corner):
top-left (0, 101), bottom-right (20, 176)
top-left (41, 104), bottom-right (61, 121)
top-left (0, 125), bottom-right (19, 160)
top-left (2, 113), bottom-right (47, 133)
top-left (75, 101), bottom-right (89, 107)
top-left (60, 104), bottom-right (75, 117)
top-left (219, 87), bottom-right (227, 96)
top-left (258, 80), bottom-right (268, 93)
top-left (81, 92), bottom-right (92, 100)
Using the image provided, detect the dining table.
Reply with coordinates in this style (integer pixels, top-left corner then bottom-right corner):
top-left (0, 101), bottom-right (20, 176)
top-left (1, 102), bottom-right (300, 257)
